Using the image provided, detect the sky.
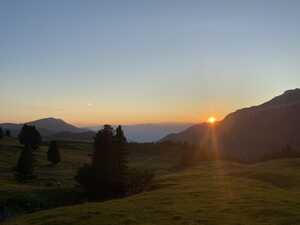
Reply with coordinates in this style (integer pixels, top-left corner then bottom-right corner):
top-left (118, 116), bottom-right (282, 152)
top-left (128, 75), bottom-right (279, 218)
top-left (1, 0), bottom-right (300, 126)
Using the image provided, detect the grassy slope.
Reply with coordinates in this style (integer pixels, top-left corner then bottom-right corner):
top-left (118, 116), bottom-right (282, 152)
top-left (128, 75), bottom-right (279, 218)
top-left (2, 137), bottom-right (300, 225)
top-left (5, 159), bottom-right (300, 225)
top-left (0, 139), bottom-right (180, 189)
top-left (0, 137), bottom-right (92, 213)
top-left (0, 137), bottom-right (91, 189)
top-left (0, 138), bottom-right (181, 215)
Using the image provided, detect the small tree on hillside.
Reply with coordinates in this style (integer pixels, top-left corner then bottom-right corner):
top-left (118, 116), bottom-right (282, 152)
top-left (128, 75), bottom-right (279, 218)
top-left (47, 141), bottom-right (61, 164)
top-left (0, 127), bottom-right (3, 139)
top-left (18, 124), bottom-right (42, 150)
top-left (15, 145), bottom-right (34, 179)
top-left (16, 125), bottom-right (42, 180)
top-left (6, 129), bottom-right (11, 137)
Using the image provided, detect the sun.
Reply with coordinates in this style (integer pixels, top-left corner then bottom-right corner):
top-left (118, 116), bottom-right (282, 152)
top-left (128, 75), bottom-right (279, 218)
top-left (207, 116), bottom-right (216, 124)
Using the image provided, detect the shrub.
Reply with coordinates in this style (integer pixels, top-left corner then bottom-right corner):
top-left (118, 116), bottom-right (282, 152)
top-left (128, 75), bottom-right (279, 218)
top-left (127, 169), bottom-right (155, 195)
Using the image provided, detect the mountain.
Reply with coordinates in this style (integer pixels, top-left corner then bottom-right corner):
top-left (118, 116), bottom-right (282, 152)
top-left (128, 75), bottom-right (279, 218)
top-left (89, 123), bottom-right (193, 142)
top-left (161, 89), bottom-right (300, 162)
top-left (0, 118), bottom-right (87, 137)
top-left (160, 123), bottom-right (209, 144)
top-left (27, 118), bottom-right (84, 133)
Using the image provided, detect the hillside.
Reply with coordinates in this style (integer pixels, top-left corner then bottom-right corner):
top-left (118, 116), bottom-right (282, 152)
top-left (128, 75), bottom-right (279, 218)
top-left (160, 123), bottom-right (209, 144)
top-left (5, 158), bottom-right (300, 225)
top-left (161, 89), bottom-right (300, 161)
top-left (26, 118), bottom-right (84, 134)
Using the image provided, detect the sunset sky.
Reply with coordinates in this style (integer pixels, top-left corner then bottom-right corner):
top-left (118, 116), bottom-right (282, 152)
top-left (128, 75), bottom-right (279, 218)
top-left (1, 0), bottom-right (300, 126)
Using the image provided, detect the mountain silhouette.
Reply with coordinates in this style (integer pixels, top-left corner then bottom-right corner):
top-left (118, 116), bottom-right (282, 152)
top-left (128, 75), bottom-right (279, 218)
top-left (0, 118), bottom-right (86, 137)
top-left (161, 89), bottom-right (300, 162)
top-left (27, 117), bottom-right (84, 133)
top-left (1, 119), bottom-right (191, 142)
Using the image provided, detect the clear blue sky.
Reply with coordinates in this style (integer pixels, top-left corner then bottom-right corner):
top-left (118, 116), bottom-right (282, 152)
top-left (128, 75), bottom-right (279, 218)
top-left (1, 0), bottom-right (300, 126)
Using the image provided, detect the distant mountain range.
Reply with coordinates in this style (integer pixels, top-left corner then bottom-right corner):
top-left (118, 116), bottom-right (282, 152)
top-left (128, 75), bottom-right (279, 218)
top-left (161, 89), bottom-right (300, 162)
top-left (0, 118), bottom-right (192, 143)
top-left (89, 123), bottom-right (193, 142)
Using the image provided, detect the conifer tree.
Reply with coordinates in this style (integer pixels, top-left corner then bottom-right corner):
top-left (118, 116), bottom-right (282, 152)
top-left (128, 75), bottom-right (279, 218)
top-left (76, 125), bottom-right (129, 198)
top-left (113, 125), bottom-right (128, 192)
top-left (18, 124), bottom-right (42, 150)
top-left (16, 125), bottom-right (41, 180)
top-left (16, 145), bottom-right (34, 179)
top-left (47, 141), bottom-right (61, 164)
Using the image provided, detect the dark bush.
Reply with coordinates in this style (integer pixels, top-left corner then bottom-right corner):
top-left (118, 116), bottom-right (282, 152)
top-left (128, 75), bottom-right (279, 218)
top-left (126, 169), bottom-right (155, 195)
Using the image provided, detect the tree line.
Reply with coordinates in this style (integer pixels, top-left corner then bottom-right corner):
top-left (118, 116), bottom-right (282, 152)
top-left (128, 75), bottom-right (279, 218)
top-left (15, 124), bottom-right (61, 180)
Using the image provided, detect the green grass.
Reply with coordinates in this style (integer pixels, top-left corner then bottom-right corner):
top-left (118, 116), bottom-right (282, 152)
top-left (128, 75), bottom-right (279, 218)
top-left (0, 138), bottom-right (182, 216)
top-left (2, 137), bottom-right (300, 225)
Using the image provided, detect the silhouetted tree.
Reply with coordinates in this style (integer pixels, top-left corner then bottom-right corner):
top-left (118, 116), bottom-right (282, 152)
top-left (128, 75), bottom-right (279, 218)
top-left (0, 127), bottom-right (3, 139)
top-left (47, 141), bottom-right (61, 164)
top-left (18, 125), bottom-right (42, 150)
top-left (76, 125), bottom-right (128, 198)
top-left (112, 125), bottom-right (128, 193)
top-left (15, 145), bottom-right (34, 179)
top-left (16, 125), bottom-right (41, 180)
top-left (5, 129), bottom-right (11, 137)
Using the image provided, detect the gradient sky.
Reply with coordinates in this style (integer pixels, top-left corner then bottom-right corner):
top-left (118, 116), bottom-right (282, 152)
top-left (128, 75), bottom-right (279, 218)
top-left (1, 0), bottom-right (300, 126)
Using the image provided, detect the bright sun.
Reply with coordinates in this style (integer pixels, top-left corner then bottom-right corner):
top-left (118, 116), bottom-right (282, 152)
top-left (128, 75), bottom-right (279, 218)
top-left (207, 116), bottom-right (216, 124)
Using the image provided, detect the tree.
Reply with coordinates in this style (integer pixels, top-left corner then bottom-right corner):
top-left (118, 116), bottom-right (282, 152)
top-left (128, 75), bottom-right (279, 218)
top-left (15, 145), bottom-right (34, 179)
top-left (16, 125), bottom-right (41, 180)
top-left (18, 124), bottom-right (42, 150)
top-left (5, 129), bottom-right (11, 137)
top-left (0, 127), bottom-right (3, 139)
top-left (76, 125), bottom-right (129, 198)
top-left (113, 125), bottom-right (128, 193)
top-left (47, 141), bottom-right (61, 164)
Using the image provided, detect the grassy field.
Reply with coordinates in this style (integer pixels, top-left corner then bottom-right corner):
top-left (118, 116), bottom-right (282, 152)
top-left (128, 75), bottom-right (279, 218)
top-left (0, 137), bottom-right (182, 217)
top-left (2, 137), bottom-right (300, 225)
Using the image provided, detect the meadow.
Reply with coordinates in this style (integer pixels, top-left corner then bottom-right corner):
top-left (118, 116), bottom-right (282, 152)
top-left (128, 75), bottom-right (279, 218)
top-left (0, 137), bottom-right (182, 217)
top-left (1, 137), bottom-right (300, 225)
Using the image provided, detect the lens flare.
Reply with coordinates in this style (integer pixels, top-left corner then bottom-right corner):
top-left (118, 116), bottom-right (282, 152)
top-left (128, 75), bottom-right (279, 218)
top-left (207, 116), bottom-right (216, 124)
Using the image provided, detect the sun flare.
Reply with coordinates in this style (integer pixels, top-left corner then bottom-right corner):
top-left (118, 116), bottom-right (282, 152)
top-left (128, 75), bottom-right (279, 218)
top-left (208, 116), bottom-right (216, 124)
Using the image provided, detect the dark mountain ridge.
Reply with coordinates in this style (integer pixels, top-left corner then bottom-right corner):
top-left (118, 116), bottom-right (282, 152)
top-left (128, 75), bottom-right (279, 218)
top-left (0, 118), bottom-right (87, 138)
top-left (161, 89), bottom-right (300, 162)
